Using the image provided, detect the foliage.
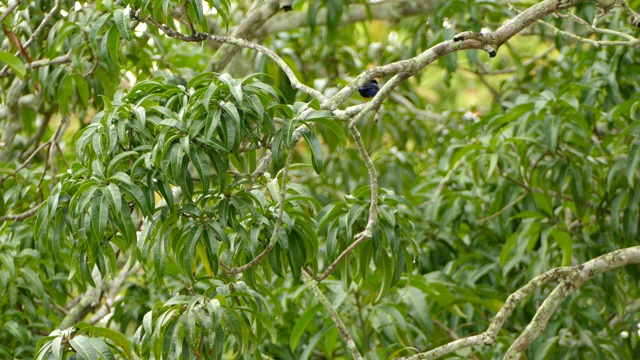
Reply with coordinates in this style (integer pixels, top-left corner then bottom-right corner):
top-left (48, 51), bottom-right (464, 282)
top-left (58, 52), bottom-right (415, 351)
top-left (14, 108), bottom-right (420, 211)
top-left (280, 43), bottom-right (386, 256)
top-left (1, 0), bottom-right (640, 359)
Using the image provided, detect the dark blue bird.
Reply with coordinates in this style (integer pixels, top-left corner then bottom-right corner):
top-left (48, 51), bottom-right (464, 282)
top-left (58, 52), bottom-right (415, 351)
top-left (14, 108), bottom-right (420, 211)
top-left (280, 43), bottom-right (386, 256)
top-left (358, 79), bottom-right (379, 100)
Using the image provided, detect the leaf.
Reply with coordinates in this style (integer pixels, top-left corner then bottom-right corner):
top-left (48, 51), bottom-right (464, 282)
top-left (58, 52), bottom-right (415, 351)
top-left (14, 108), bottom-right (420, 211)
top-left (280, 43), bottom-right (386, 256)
top-left (289, 304), bottom-right (322, 351)
top-left (114, 7), bottom-right (133, 41)
top-left (299, 324), bottom-right (335, 360)
top-left (102, 184), bottom-right (122, 218)
top-left (75, 324), bottom-right (133, 358)
top-left (69, 335), bottom-right (98, 360)
top-left (301, 130), bottom-right (324, 174)
top-left (220, 73), bottom-right (242, 103)
top-left (106, 151), bottom-right (138, 177)
top-left (189, 146), bottom-right (210, 195)
top-left (305, 116), bottom-right (346, 149)
top-left (116, 200), bottom-right (136, 246)
top-left (627, 142), bottom-right (640, 186)
top-left (182, 226), bottom-right (202, 280)
top-left (104, 25), bottom-right (120, 66)
top-left (34, 204), bottom-right (50, 242)
top-left (282, 118), bottom-right (299, 148)
top-left (222, 101), bottom-right (240, 126)
top-left (20, 267), bottom-right (45, 298)
top-left (549, 228), bottom-right (572, 266)
top-left (112, 173), bottom-right (152, 216)
top-left (0, 51), bottom-right (26, 78)
top-left (90, 191), bottom-right (109, 242)
top-left (90, 13), bottom-right (112, 49)
top-left (375, 250), bottom-right (393, 302)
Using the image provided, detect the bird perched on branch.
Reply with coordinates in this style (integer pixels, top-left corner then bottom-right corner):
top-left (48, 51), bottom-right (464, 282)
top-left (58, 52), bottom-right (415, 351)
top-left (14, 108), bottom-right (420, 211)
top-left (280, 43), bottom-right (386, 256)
top-left (358, 79), bottom-right (379, 101)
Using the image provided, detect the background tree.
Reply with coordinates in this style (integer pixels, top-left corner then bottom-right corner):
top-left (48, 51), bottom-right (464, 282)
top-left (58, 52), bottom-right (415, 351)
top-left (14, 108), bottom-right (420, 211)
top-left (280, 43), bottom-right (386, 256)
top-left (2, 0), bottom-right (640, 359)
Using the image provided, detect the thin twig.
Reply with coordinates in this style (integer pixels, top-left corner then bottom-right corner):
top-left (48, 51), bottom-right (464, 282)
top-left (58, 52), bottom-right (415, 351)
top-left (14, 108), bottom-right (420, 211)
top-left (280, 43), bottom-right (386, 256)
top-left (477, 190), bottom-right (529, 224)
top-left (0, 0), bottom-right (21, 23)
top-left (0, 202), bottom-right (42, 222)
top-left (88, 263), bottom-right (142, 325)
top-left (225, 145), bottom-right (296, 275)
top-left (302, 270), bottom-right (363, 360)
top-left (132, 11), bottom-right (326, 103)
top-left (398, 246), bottom-right (640, 359)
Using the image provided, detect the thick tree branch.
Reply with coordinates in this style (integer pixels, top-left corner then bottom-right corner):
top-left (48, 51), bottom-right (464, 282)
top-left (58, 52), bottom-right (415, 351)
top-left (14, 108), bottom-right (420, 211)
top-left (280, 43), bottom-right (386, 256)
top-left (0, 92), bottom-right (42, 120)
top-left (58, 268), bottom-right (104, 329)
top-left (503, 246), bottom-right (640, 359)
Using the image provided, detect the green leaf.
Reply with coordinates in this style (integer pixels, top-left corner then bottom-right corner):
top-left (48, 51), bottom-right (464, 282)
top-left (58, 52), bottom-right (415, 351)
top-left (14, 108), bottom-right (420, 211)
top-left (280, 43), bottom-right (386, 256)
top-left (375, 250), bottom-right (393, 302)
top-left (112, 173), bottom-right (152, 216)
top-left (90, 191), bottom-right (109, 242)
top-left (75, 324), bottom-right (133, 357)
top-left (290, 304), bottom-right (322, 351)
top-left (69, 335), bottom-right (98, 360)
top-left (282, 118), bottom-right (299, 148)
top-left (103, 25), bottom-right (121, 65)
top-left (299, 324), bottom-right (335, 360)
top-left (114, 7), bottom-right (133, 41)
top-left (305, 116), bottom-right (346, 149)
top-left (189, 146), bottom-right (210, 195)
top-left (627, 142), bottom-right (640, 186)
top-left (20, 267), bottom-right (45, 298)
top-left (183, 225), bottom-right (203, 280)
top-left (90, 13), bottom-right (112, 49)
top-left (222, 101), bottom-right (240, 126)
top-left (102, 183), bottom-right (122, 217)
top-left (549, 227), bottom-right (572, 266)
top-left (220, 73), bottom-right (243, 103)
top-left (301, 130), bottom-right (324, 174)
top-left (34, 205), bottom-right (50, 242)
top-left (106, 151), bottom-right (138, 177)
top-left (0, 51), bottom-right (26, 78)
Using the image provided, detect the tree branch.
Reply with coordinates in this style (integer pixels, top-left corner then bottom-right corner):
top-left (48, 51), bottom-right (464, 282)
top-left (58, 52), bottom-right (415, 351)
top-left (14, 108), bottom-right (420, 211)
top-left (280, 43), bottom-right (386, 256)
top-left (225, 142), bottom-right (296, 275)
top-left (302, 270), bottom-right (363, 360)
top-left (0, 202), bottom-right (42, 222)
top-left (0, 1), bottom-right (61, 77)
top-left (0, 0), bottom-right (21, 23)
top-left (132, 11), bottom-right (326, 102)
top-left (396, 246), bottom-right (640, 359)
top-left (87, 263), bottom-right (142, 325)
top-left (206, 0), bottom-right (280, 72)
top-left (503, 246), bottom-right (640, 359)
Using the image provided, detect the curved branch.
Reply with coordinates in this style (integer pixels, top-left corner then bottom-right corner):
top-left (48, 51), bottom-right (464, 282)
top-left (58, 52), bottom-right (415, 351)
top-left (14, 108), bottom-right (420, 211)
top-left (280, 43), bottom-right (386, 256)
top-left (503, 246), bottom-right (640, 359)
top-left (396, 246), bottom-right (640, 360)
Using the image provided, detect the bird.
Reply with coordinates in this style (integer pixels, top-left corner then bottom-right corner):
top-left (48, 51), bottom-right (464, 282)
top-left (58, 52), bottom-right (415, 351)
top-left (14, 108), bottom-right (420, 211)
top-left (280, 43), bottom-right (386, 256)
top-left (358, 79), bottom-right (379, 101)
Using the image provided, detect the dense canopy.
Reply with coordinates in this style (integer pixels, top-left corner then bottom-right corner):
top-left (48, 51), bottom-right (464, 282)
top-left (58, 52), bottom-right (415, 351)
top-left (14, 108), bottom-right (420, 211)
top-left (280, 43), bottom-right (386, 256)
top-left (1, 0), bottom-right (640, 359)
